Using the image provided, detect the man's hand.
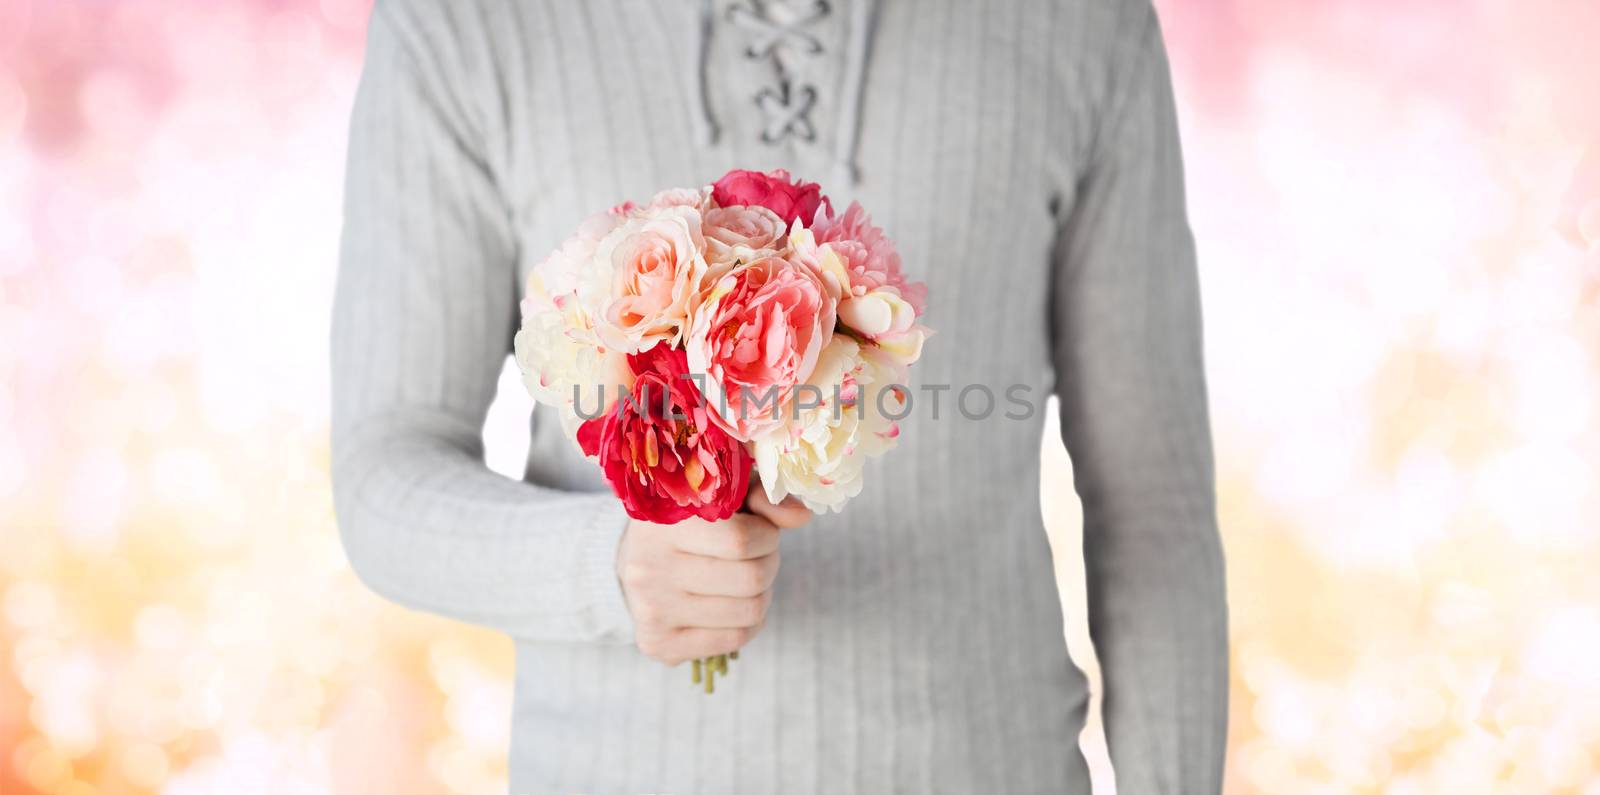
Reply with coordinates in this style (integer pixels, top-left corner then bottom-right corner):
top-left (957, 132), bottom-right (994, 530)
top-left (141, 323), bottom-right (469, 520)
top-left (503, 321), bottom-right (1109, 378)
top-left (617, 489), bottom-right (812, 665)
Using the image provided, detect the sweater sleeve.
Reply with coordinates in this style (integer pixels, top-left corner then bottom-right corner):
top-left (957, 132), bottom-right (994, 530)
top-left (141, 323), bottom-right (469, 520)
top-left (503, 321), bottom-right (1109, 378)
top-left (329, 5), bottom-right (634, 645)
top-left (1048, 7), bottom-right (1229, 793)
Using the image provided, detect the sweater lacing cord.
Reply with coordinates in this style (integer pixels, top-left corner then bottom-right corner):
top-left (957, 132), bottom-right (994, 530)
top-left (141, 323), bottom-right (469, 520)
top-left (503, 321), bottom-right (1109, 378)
top-left (754, 82), bottom-right (819, 143)
top-left (727, 0), bottom-right (829, 58)
top-left (728, 1), bottom-right (830, 144)
top-left (694, 0), bottom-right (879, 185)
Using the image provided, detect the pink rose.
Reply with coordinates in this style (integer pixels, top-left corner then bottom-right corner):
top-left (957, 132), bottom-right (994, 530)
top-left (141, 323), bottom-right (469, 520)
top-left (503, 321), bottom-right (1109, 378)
top-left (687, 255), bottom-right (837, 440)
top-left (711, 168), bottom-right (833, 228)
top-left (593, 205), bottom-right (710, 354)
top-left (701, 204), bottom-right (789, 267)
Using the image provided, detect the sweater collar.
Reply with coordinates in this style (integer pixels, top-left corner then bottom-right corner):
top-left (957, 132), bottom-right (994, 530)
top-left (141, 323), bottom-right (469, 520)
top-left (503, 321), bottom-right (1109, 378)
top-left (694, 0), bottom-right (881, 187)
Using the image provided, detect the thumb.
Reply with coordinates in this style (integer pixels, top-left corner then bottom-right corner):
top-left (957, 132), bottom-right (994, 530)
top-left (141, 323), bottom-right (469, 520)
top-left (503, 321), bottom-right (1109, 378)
top-left (744, 479), bottom-right (812, 529)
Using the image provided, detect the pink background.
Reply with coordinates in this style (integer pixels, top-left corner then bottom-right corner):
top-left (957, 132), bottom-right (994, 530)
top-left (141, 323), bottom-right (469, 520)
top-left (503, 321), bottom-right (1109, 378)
top-left (2, 1), bottom-right (1598, 792)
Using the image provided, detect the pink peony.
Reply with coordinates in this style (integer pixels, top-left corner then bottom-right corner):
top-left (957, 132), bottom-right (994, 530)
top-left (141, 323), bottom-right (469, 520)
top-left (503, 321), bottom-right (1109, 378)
top-left (687, 255), bottom-right (837, 440)
top-left (810, 201), bottom-right (927, 315)
top-left (711, 168), bottom-right (833, 228)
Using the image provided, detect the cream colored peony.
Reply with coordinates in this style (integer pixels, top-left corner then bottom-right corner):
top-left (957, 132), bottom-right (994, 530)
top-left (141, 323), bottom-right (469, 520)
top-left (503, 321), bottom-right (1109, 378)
top-left (514, 210), bottom-right (631, 437)
top-left (513, 308), bottom-right (632, 438)
top-left (752, 336), bottom-right (906, 513)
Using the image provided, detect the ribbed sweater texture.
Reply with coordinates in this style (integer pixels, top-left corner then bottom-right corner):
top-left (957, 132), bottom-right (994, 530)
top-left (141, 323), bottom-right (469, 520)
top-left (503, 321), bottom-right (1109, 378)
top-left (331, 1), bottom-right (1227, 792)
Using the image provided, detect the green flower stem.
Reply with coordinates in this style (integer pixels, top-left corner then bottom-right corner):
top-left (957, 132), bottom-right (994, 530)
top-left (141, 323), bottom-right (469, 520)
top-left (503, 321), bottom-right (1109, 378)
top-left (692, 653), bottom-right (740, 694)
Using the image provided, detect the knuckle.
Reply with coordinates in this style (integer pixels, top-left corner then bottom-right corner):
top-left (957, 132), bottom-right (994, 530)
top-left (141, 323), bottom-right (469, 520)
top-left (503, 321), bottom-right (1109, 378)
top-left (618, 559), bottom-right (651, 588)
top-left (746, 601), bottom-right (767, 627)
top-left (638, 631), bottom-right (682, 665)
top-left (632, 600), bottom-right (664, 626)
top-left (736, 563), bottom-right (765, 595)
top-left (724, 528), bottom-right (754, 559)
top-left (759, 518), bottom-right (784, 540)
top-left (735, 599), bottom-right (760, 626)
top-left (684, 636), bottom-right (715, 659)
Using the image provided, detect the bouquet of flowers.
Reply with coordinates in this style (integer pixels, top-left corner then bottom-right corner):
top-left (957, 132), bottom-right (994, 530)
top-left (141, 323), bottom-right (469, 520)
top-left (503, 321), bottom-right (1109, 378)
top-left (514, 169), bottom-right (928, 690)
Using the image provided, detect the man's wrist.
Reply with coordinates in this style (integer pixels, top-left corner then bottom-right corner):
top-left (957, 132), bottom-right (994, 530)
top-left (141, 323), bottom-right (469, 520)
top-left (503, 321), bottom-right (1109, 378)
top-left (579, 501), bottom-right (634, 643)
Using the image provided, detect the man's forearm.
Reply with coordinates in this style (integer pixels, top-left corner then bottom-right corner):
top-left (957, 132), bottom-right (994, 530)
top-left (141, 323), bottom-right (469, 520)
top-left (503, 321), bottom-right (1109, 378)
top-left (1084, 512), bottom-right (1228, 793)
top-left (330, 4), bottom-right (634, 645)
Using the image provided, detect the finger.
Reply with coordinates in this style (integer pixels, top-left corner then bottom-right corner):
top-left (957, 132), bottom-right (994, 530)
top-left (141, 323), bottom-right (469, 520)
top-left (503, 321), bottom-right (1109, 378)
top-left (745, 487), bottom-right (812, 530)
top-left (636, 625), bottom-right (759, 665)
top-left (670, 550), bottom-right (779, 597)
top-left (672, 514), bottom-right (780, 560)
top-left (667, 592), bottom-right (770, 629)
top-left (666, 626), bottom-right (761, 662)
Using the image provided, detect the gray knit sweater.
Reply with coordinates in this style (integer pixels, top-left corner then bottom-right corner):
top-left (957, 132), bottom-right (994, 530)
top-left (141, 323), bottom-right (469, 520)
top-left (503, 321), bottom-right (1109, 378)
top-left (330, 1), bottom-right (1227, 792)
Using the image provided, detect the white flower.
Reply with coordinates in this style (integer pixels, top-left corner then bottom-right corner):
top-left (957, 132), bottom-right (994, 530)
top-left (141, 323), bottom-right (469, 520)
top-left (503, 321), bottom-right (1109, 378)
top-left (526, 209), bottom-right (621, 320)
top-left (838, 287), bottom-right (926, 367)
top-left (838, 289), bottom-right (915, 338)
top-left (513, 310), bottom-right (631, 438)
top-left (515, 211), bottom-right (631, 435)
top-left (752, 337), bottom-right (906, 513)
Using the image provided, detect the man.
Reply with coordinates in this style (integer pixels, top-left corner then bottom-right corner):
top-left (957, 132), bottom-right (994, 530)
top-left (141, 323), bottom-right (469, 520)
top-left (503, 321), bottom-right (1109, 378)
top-left (331, 0), bottom-right (1227, 791)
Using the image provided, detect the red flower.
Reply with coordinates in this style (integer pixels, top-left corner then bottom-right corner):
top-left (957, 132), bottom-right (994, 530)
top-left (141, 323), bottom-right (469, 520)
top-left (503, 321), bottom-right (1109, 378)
top-left (578, 343), bottom-right (752, 523)
top-left (711, 168), bottom-right (833, 228)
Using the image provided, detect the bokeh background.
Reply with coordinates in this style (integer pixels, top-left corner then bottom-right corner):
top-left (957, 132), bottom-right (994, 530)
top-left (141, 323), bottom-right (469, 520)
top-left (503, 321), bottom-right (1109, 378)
top-left (3, 0), bottom-right (1599, 792)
